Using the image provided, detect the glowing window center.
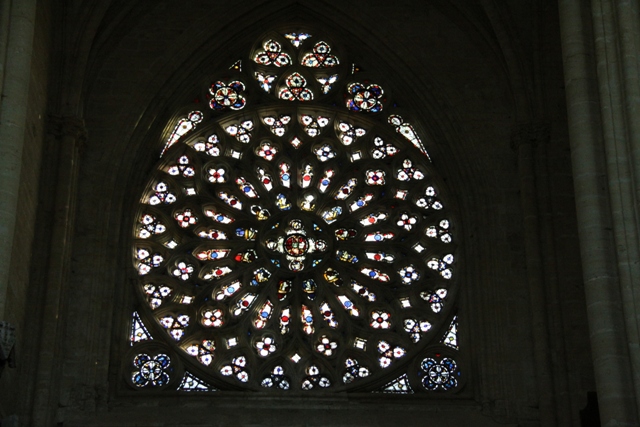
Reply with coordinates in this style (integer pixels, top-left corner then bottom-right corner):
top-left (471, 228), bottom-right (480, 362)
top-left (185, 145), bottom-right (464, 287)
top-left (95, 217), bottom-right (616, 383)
top-left (284, 234), bottom-right (308, 256)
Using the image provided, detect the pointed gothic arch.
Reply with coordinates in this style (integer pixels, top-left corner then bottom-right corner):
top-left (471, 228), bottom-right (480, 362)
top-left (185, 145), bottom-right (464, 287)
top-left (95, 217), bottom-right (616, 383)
top-left (125, 27), bottom-right (464, 394)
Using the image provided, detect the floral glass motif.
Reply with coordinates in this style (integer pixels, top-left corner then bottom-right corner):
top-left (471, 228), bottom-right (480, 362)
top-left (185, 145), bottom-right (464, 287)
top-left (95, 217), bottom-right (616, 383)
top-left (136, 248), bottom-right (163, 275)
top-left (371, 310), bottom-right (391, 329)
top-left (378, 340), bottom-right (406, 368)
top-left (132, 29), bottom-right (459, 393)
top-left (256, 141), bottom-right (278, 161)
top-left (316, 335), bottom-right (338, 356)
top-left (404, 318), bottom-right (432, 343)
top-left (262, 365), bottom-right (290, 389)
top-left (302, 365), bottom-right (331, 390)
top-left (343, 358), bottom-right (370, 383)
top-left (346, 83), bottom-right (384, 113)
top-left (159, 313), bottom-right (190, 341)
top-left (301, 41), bottom-right (339, 68)
top-left (185, 339), bottom-right (215, 366)
top-left (174, 209), bottom-right (197, 228)
top-left (172, 261), bottom-right (194, 280)
top-left (285, 32), bottom-right (311, 48)
top-left (317, 74), bottom-right (338, 94)
top-left (372, 136), bottom-right (398, 159)
top-left (142, 284), bottom-right (172, 309)
top-left (397, 159), bottom-right (425, 181)
top-left (137, 214), bottom-right (166, 238)
top-left (201, 308), bottom-right (224, 327)
top-left (419, 356), bottom-right (460, 391)
top-left (167, 155), bottom-right (195, 178)
top-left (338, 121), bottom-right (366, 145)
top-left (416, 186), bottom-right (444, 210)
top-left (421, 288), bottom-right (448, 313)
top-left (255, 336), bottom-right (277, 357)
top-left (425, 219), bottom-right (452, 243)
top-left (132, 353), bottom-right (171, 387)
top-left (262, 115), bottom-right (291, 136)
top-left (427, 254), bottom-right (454, 279)
top-left (301, 115), bottom-right (329, 137)
top-left (148, 182), bottom-right (176, 205)
top-left (193, 134), bottom-right (222, 156)
top-left (225, 120), bottom-right (254, 143)
top-left (256, 72), bottom-right (277, 92)
top-left (365, 169), bottom-right (385, 186)
top-left (209, 81), bottom-right (246, 111)
top-left (254, 40), bottom-right (291, 67)
top-left (314, 144), bottom-right (336, 162)
top-left (279, 72), bottom-right (314, 101)
top-left (220, 356), bottom-right (250, 382)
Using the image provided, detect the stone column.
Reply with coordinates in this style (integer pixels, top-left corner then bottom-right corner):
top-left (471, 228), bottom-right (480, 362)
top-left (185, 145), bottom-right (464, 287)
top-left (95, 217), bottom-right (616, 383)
top-left (30, 116), bottom-right (86, 427)
top-left (559, 0), bottom-right (640, 424)
top-left (0, 0), bottom-right (37, 319)
top-left (512, 124), bottom-right (558, 427)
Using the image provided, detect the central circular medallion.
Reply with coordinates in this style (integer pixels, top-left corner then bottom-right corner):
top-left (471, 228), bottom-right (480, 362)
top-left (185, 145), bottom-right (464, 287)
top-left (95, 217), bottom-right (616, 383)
top-left (260, 216), bottom-right (332, 272)
top-left (284, 234), bottom-right (308, 256)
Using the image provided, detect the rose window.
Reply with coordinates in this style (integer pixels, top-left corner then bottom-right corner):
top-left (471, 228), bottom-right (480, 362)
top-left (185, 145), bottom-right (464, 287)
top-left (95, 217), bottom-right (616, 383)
top-left (128, 30), bottom-right (461, 394)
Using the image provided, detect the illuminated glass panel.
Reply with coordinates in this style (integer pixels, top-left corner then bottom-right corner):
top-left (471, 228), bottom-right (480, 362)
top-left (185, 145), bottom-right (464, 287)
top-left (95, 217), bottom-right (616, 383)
top-left (130, 29), bottom-right (459, 394)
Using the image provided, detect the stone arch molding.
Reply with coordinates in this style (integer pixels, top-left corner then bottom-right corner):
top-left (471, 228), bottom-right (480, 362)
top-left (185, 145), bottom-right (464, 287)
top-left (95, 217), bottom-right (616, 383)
top-left (126, 27), bottom-right (462, 394)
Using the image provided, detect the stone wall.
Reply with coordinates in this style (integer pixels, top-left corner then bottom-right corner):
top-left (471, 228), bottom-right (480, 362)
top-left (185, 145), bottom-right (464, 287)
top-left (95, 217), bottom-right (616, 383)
top-left (0, 1), bottom-right (597, 426)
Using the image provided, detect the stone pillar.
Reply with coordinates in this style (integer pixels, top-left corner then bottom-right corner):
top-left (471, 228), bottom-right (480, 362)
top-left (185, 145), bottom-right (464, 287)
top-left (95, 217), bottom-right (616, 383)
top-left (0, 0), bottom-right (37, 319)
top-left (512, 124), bottom-right (558, 427)
top-left (559, 0), bottom-right (640, 424)
top-left (30, 116), bottom-right (86, 427)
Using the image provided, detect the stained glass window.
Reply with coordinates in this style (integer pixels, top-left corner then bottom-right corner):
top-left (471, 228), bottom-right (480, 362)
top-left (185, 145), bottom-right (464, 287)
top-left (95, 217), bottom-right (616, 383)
top-left (128, 29), bottom-right (461, 394)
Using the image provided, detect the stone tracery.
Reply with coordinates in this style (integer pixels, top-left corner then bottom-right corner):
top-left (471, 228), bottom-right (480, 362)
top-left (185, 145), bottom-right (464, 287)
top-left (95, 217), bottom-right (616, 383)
top-left (128, 29), bottom-right (460, 393)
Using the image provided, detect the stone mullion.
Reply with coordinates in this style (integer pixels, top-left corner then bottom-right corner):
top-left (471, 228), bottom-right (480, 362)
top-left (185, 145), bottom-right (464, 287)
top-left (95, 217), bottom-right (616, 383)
top-left (559, 0), bottom-right (639, 424)
top-left (593, 0), bottom-right (640, 418)
top-left (512, 126), bottom-right (557, 427)
top-left (30, 116), bottom-right (86, 427)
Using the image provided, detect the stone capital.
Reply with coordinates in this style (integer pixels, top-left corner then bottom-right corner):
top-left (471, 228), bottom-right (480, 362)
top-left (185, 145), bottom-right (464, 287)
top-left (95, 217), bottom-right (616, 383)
top-left (48, 115), bottom-right (88, 149)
